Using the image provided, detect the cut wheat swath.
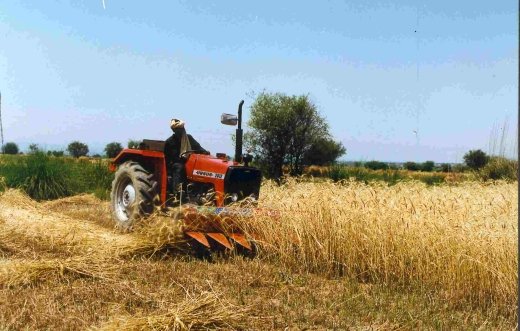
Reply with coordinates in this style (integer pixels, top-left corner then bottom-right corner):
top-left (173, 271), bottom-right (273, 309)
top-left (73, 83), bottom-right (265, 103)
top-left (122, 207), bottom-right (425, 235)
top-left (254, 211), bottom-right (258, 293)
top-left (0, 257), bottom-right (119, 287)
top-left (97, 291), bottom-right (247, 331)
top-left (0, 190), bottom-right (188, 259)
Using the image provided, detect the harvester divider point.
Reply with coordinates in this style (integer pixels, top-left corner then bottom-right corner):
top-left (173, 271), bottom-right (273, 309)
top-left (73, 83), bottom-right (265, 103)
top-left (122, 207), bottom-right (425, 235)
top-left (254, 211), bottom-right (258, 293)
top-left (206, 233), bottom-right (233, 250)
top-left (185, 231), bottom-right (210, 248)
top-left (229, 233), bottom-right (252, 250)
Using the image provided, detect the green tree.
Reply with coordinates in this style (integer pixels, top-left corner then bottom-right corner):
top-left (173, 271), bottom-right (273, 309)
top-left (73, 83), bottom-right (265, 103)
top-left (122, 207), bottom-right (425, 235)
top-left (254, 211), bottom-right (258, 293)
top-left (127, 140), bottom-right (141, 149)
top-left (28, 143), bottom-right (39, 154)
top-left (421, 161), bottom-right (435, 172)
top-left (104, 142), bottom-right (123, 158)
top-left (463, 149), bottom-right (489, 170)
top-left (364, 160), bottom-right (389, 171)
top-left (67, 141), bottom-right (89, 158)
top-left (47, 150), bottom-right (64, 157)
top-left (52, 150), bottom-right (64, 157)
top-left (302, 137), bottom-right (346, 166)
top-left (247, 92), bottom-right (333, 178)
top-left (404, 161), bottom-right (420, 171)
top-left (2, 142), bottom-right (19, 154)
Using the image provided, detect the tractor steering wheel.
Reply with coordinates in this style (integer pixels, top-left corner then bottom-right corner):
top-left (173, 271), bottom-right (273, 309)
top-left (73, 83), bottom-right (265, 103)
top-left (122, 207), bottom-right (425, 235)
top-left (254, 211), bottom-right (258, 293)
top-left (180, 150), bottom-right (198, 160)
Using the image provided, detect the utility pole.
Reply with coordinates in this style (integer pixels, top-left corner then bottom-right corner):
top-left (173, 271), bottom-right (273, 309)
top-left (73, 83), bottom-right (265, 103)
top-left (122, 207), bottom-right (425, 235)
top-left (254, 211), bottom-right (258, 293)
top-left (0, 91), bottom-right (3, 153)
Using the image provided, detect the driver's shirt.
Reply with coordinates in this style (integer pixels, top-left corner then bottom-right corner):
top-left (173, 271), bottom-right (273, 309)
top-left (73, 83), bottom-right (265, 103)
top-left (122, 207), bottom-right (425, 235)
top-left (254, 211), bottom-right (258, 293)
top-left (164, 133), bottom-right (206, 167)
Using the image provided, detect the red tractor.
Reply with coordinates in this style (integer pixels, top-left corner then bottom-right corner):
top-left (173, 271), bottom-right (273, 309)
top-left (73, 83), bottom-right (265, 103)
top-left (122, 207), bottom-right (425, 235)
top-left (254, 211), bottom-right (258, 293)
top-left (109, 101), bottom-right (262, 250)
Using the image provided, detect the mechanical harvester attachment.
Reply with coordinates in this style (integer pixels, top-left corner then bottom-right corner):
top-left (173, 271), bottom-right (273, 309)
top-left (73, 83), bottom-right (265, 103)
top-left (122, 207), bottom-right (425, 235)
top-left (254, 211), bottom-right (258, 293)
top-left (108, 100), bottom-right (262, 251)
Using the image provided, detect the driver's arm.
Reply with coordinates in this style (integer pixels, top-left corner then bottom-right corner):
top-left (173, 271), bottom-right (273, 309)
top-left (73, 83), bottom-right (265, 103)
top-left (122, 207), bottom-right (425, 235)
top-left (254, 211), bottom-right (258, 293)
top-left (188, 135), bottom-right (207, 153)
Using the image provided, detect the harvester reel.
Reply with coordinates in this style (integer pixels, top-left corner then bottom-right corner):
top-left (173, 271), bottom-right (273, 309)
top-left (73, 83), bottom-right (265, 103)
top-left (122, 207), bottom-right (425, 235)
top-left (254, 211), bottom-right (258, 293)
top-left (111, 161), bottom-right (158, 230)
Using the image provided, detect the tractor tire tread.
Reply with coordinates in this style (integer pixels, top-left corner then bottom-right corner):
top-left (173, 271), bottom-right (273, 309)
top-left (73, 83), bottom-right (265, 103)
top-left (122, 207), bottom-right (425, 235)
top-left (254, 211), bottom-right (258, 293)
top-left (110, 161), bottom-right (158, 230)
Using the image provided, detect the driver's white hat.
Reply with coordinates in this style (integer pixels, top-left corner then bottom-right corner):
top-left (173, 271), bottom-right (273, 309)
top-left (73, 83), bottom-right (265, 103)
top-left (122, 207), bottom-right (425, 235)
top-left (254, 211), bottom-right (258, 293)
top-left (170, 118), bottom-right (185, 129)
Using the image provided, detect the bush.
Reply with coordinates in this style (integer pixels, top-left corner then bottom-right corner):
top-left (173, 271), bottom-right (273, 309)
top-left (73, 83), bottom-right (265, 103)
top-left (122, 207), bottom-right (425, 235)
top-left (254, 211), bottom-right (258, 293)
top-left (464, 149), bottom-right (489, 170)
top-left (128, 140), bottom-right (141, 149)
top-left (440, 163), bottom-right (452, 172)
top-left (364, 161), bottom-right (389, 171)
top-left (104, 142), bottom-right (123, 158)
top-left (2, 142), bottom-right (19, 155)
top-left (51, 150), bottom-right (64, 157)
top-left (421, 161), bottom-right (435, 172)
top-left (479, 157), bottom-right (518, 181)
top-left (452, 164), bottom-right (469, 173)
top-left (327, 165), bottom-right (350, 182)
top-left (68, 141), bottom-right (89, 158)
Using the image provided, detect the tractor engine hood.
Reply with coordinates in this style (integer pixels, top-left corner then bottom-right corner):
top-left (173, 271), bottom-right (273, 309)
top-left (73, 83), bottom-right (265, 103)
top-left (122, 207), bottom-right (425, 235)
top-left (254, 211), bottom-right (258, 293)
top-left (185, 154), bottom-right (261, 204)
top-left (186, 154), bottom-right (235, 181)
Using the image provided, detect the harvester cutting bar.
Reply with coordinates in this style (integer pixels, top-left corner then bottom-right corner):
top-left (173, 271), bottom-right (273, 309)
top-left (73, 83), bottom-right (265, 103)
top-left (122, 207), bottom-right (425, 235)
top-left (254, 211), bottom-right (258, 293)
top-left (185, 231), bottom-right (250, 250)
top-left (178, 205), bottom-right (279, 251)
top-left (181, 205), bottom-right (253, 250)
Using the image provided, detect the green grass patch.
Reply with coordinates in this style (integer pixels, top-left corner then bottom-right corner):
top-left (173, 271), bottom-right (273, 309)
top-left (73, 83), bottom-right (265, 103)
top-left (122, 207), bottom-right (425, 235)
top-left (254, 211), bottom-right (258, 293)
top-left (313, 165), bottom-right (450, 186)
top-left (326, 165), bottom-right (405, 185)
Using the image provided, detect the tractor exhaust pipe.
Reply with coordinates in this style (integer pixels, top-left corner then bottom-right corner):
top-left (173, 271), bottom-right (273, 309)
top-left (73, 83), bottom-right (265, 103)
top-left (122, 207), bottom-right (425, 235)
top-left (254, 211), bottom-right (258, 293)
top-left (234, 100), bottom-right (244, 163)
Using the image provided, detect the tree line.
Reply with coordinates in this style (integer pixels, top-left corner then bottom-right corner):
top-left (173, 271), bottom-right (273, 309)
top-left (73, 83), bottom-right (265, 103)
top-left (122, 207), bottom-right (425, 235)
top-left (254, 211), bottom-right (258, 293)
top-left (0, 91), bottom-right (509, 181)
top-left (0, 140), bottom-right (141, 158)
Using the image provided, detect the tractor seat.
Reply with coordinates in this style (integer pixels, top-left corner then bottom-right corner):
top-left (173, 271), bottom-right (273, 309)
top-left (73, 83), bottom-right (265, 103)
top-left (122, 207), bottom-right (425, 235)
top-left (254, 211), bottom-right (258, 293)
top-left (140, 139), bottom-right (166, 152)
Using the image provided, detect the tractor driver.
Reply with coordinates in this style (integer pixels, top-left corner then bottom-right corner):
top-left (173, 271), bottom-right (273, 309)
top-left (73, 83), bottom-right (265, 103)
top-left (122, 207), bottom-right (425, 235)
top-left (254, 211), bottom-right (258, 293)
top-left (164, 118), bottom-right (207, 201)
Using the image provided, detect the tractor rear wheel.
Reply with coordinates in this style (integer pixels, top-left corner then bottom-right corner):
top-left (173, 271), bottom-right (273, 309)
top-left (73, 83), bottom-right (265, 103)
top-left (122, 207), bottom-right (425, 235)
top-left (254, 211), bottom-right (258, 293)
top-left (111, 161), bottom-right (158, 230)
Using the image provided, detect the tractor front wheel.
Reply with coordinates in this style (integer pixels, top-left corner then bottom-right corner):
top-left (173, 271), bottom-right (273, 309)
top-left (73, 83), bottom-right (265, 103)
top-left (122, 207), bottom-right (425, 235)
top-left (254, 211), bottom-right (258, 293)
top-left (110, 161), bottom-right (158, 230)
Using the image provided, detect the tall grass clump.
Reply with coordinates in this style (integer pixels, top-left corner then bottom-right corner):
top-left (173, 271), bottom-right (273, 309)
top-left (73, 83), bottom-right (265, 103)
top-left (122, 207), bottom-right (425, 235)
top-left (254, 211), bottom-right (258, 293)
top-left (0, 154), bottom-right (114, 200)
top-left (327, 164), bottom-right (350, 182)
top-left (68, 158), bottom-right (114, 199)
top-left (244, 179), bottom-right (517, 317)
top-left (0, 152), bottom-right (70, 200)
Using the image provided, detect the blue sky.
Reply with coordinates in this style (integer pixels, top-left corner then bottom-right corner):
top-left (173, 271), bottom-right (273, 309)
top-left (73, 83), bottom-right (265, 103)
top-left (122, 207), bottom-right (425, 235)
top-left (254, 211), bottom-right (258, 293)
top-left (0, 0), bottom-right (517, 162)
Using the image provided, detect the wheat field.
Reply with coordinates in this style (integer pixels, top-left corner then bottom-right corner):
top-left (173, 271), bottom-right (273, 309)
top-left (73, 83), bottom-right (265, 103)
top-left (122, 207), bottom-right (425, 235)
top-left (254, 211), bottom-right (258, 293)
top-left (246, 180), bottom-right (517, 314)
top-left (0, 180), bottom-right (517, 329)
